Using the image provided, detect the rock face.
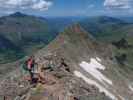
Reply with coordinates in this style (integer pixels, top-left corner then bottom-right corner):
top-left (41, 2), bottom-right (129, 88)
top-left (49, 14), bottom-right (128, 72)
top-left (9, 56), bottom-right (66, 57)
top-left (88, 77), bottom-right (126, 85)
top-left (30, 53), bottom-right (111, 100)
top-left (0, 24), bottom-right (133, 100)
top-left (0, 54), bottom-right (110, 100)
top-left (35, 24), bottom-right (133, 100)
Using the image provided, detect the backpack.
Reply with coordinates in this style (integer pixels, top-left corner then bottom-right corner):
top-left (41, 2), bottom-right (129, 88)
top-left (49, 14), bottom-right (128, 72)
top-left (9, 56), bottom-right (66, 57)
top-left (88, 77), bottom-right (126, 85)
top-left (27, 59), bottom-right (34, 70)
top-left (22, 61), bottom-right (29, 71)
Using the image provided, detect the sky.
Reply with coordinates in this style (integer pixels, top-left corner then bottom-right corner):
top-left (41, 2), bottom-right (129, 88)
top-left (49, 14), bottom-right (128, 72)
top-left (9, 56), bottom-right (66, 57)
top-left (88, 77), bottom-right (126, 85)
top-left (0, 0), bottom-right (132, 17)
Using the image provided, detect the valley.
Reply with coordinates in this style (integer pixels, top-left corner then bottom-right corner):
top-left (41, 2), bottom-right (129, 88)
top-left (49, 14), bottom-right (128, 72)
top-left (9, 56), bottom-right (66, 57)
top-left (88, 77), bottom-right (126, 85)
top-left (0, 12), bottom-right (133, 100)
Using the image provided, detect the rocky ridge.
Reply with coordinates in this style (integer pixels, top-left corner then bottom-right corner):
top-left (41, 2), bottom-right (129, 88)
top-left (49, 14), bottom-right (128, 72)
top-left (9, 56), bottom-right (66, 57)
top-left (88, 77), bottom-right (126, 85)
top-left (0, 24), bottom-right (133, 100)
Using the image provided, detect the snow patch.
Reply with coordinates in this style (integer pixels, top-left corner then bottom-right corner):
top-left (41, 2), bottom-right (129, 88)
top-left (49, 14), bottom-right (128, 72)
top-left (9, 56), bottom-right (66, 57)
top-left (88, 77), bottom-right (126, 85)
top-left (74, 71), bottom-right (117, 100)
top-left (96, 57), bottom-right (102, 62)
top-left (79, 58), bottom-right (112, 85)
top-left (129, 85), bottom-right (133, 92)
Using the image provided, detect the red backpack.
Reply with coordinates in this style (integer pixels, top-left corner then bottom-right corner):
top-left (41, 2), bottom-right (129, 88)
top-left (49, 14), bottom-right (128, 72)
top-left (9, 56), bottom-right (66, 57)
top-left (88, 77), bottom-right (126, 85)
top-left (27, 58), bottom-right (33, 70)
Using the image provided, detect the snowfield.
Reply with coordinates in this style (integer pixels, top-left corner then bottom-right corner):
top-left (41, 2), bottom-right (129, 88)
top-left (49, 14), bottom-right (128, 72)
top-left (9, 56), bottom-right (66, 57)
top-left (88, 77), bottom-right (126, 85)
top-left (74, 71), bottom-right (117, 100)
top-left (79, 58), bottom-right (112, 85)
top-left (129, 84), bottom-right (133, 92)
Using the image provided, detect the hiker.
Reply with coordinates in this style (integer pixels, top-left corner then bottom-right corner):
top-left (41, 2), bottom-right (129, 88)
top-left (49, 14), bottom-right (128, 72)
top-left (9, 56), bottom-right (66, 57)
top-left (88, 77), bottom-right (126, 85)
top-left (22, 56), bottom-right (35, 84)
top-left (27, 56), bottom-right (35, 84)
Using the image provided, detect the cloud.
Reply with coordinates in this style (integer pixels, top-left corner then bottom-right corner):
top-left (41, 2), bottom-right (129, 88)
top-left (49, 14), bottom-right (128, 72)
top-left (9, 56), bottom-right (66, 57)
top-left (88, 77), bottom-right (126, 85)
top-left (104, 0), bottom-right (132, 9)
top-left (0, 0), bottom-right (53, 11)
top-left (32, 0), bottom-right (52, 11)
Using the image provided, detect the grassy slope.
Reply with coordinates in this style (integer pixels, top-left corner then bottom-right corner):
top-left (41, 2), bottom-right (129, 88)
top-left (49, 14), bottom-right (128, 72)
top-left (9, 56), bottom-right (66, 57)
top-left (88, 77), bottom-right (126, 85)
top-left (79, 16), bottom-right (133, 77)
top-left (80, 16), bottom-right (133, 42)
top-left (0, 13), bottom-right (57, 64)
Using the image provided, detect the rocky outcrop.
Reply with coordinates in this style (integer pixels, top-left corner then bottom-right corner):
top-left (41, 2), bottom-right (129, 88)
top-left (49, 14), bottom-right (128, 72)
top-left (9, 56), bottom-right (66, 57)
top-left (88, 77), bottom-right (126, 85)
top-left (0, 24), bottom-right (133, 100)
top-left (0, 53), bottom-right (111, 100)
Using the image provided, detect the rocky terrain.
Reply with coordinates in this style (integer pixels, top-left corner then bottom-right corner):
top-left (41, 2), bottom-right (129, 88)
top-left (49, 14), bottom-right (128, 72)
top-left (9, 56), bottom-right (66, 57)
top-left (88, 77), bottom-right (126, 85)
top-left (0, 53), bottom-right (111, 100)
top-left (0, 24), bottom-right (133, 100)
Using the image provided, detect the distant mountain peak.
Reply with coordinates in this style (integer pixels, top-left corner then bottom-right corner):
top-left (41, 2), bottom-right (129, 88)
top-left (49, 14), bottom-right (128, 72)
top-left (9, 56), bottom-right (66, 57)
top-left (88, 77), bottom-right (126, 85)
top-left (93, 16), bottom-right (126, 24)
top-left (63, 23), bottom-right (95, 41)
top-left (66, 23), bottom-right (85, 33)
top-left (10, 12), bottom-right (27, 17)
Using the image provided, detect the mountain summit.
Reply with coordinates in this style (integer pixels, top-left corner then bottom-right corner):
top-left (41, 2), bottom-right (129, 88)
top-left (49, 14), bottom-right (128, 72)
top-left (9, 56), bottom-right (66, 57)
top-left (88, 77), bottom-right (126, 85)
top-left (37, 24), bottom-right (111, 60)
top-left (0, 23), bottom-right (133, 100)
top-left (34, 24), bottom-right (133, 100)
top-left (0, 15), bottom-right (133, 99)
top-left (10, 12), bottom-right (28, 17)
top-left (0, 12), bottom-right (56, 64)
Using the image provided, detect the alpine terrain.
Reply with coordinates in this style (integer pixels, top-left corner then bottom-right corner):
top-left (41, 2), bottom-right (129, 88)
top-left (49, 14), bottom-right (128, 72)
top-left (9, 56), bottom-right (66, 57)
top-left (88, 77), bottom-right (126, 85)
top-left (0, 0), bottom-right (133, 100)
top-left (0, 23), bottom-right (133, 100)
top-left (0, 12), bottom-right (57, 64)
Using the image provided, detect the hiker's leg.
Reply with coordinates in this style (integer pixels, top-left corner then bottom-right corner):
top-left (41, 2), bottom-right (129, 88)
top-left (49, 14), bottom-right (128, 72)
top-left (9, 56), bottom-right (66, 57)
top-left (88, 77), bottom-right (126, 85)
top-left (31, 72), bottom-right (34, 83)
top-left (28, 70), bottom-right (33, 83)
top-left (4, 96), bottom-right (6, 100)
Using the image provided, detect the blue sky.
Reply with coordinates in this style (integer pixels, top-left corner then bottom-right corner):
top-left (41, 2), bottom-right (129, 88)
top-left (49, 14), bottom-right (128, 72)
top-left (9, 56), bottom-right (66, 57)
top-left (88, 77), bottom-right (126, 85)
top-left (44, 0), bottom-right (104, 16)
top-left (0, 0), bottom-right (132, 17)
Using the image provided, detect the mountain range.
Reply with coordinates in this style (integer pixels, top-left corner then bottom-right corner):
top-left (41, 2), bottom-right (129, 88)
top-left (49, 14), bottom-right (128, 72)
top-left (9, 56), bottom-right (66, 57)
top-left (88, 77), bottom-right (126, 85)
top-left (80, 16), bottom-right (133, 42)
top-left (31, 24), bottom-right (133, 100)
top-left (1, 23), bottom-right (133, 100)
top-left (0, 12), bottom-right (133, 66)
top-left (0, 12), bottom-right (57, 63)
top-left (0, 12), bottom-right (133, 100)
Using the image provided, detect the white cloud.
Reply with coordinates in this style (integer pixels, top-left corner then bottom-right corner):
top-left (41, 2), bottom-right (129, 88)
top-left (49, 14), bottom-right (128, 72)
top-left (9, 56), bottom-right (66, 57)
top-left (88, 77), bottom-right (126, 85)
top-left (0, 0), bottom-right (53, 11)
top-left (104, 0), bottom-right (132, 9)
top-left (32, 0), bottom-right (52, 11)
